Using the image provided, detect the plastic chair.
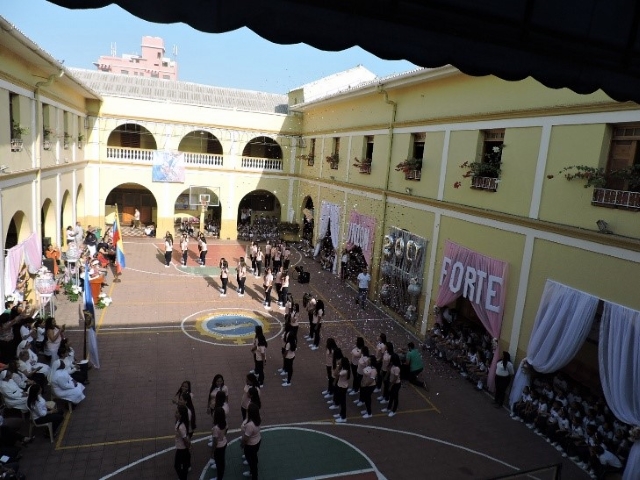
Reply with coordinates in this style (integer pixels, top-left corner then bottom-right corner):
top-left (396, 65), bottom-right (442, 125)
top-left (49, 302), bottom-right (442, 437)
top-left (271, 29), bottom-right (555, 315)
top-left (29, 416), bottom-right (54, 443)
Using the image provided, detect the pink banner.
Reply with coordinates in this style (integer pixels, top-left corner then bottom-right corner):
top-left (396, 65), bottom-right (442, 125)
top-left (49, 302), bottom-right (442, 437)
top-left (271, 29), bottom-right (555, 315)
top-left (346, 211), bottom-right (376, 265)
top-left (436, 240), bottom-right (509, 392)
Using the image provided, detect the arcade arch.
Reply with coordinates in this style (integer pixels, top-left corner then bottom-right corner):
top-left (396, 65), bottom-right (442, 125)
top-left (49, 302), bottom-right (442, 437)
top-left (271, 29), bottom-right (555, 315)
top-left (178, 130), bottom-right (222, 155)
top-left (41, 198), bottom-right (56, 245)
top-left (105, 183), bottom-right (158, 228)
top-left (301, 196), bottom-right (314, 242)
top-left (76, 184), bottom-right (85, 223)
top-left (175, 188), bottom-right (222, 236)
top-left (107, 123), bottom-right (158, 150)
top-left (61, 190), bottom-right (73, 243)
top-left (237, 190), bottom-right (281, 241)
top-left (242, 136), bottom-right (282, 159)
top-left (5, 211), bottom-right (30, 251)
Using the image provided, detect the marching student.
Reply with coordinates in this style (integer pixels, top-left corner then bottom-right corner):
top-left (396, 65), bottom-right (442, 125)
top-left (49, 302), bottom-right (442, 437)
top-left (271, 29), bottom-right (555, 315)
top-left (360, 355), bottom-right (378, 418)
top-left (219, 258), bottom-right (230, 296)
top-left (281, 331), bottom-right (297, 387)
top-left (164, 232), bottom-right (173, 267)
top-left (198, 232), bottom-right (208, 267)
top-left (180, 233), bottom-right (189, 266)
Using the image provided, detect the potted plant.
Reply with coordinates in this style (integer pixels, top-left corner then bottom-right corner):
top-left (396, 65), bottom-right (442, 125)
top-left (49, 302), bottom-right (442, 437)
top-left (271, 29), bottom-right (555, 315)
top-left (297, 154), bottom-right (314, 166)
top-left (77, 133), bottom-right (85, 149)
top-left (43, 127), bottom-right (55, 150)
top-left (352, 157), bottom-right (372, 174)
top-left (395, 158), bottom-right (423, 180)
top-left (63, 132), bottom-right (71, 150)
top-left (326, 153), bottom-right (339, 169)
top-left (11, 122), bottom-right (28, 152)
top-left (456, 145), bottom-right (503, 191)
top-left (554, 164), bottom-right (640, 208)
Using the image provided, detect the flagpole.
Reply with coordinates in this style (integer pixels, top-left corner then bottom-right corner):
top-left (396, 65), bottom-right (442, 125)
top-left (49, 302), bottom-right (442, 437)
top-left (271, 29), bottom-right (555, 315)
top-left (82, 264), bottom-right (88, 360)
top-left (114, 203), bottom-right (122, 283)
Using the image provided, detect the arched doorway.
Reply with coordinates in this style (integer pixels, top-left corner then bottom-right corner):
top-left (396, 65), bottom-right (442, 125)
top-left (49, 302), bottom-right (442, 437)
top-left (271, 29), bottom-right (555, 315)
top-left (60, 190), bottom-right (73, 245)
top-left (5, 211), bottom-right (30, 251)
top-left (105, 183), bottom-right (158, 232)
top-left (242, 136), bottom-right (282, 159)
top-left (76, 184), bottom-right (85, 223)
top-left (41, 198), bottom-right (57, 246)
top-left (178, 130), bottom-right (223, 155)
top-left (301, 196), bottom-right (314, 242)
top-left (107, 123), bottom-right (158, 150)
top-left (237, 190), bottom-right (281, 241)
top-left (175, 187), bottom-right (222, 237)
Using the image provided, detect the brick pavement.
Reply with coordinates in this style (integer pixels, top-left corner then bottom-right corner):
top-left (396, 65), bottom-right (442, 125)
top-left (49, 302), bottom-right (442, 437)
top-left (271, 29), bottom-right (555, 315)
top-left (16, 237), bottom-right (590, 480)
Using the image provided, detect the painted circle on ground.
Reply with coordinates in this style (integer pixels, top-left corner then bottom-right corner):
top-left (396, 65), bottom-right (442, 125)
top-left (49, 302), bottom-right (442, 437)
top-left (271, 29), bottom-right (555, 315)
top-left (185, 309), bottom-right (280, 346)
top-left (202, 313), bottom-right (262, 337)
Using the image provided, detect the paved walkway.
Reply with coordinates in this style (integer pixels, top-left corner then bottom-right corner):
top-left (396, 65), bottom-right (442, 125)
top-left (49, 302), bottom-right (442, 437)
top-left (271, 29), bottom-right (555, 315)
top-left (17, 238), bottom-right (590, 480)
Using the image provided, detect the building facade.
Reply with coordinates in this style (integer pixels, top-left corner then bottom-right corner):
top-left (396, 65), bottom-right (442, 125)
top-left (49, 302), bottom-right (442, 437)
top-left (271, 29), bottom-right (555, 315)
top-left (93, 36), bottom-right (178, 80)
top-left (1, 16), bottom-right (639, 384)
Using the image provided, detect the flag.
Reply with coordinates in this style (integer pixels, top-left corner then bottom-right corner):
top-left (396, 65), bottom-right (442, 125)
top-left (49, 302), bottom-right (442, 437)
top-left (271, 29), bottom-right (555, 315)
top-left (83, 264), bottom-right (100, 368)
top-left (112, 210), bottom-right (126, 274)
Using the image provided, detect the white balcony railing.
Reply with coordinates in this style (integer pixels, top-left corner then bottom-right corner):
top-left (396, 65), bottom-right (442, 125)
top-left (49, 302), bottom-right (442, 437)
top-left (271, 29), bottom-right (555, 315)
top-left (183, 152), bottom-right (224, 167)
top-left (241, 156), bottom-right (283, 171)
top-left (592, 188), bottom-right (640, 210)
top-left (106, 146), bottom-right (155, 162)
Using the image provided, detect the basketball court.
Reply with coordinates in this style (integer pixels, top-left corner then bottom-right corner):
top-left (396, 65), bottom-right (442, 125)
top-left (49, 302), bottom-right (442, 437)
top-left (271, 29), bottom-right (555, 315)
top-left (17, 237), bottom-right (590, 480)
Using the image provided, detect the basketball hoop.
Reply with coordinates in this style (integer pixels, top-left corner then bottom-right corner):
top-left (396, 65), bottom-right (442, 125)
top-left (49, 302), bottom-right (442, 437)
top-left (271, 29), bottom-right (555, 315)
top-left (200, 199), bottom-right (209, 210)
top-left (199, 193), bottom-right (210, 211)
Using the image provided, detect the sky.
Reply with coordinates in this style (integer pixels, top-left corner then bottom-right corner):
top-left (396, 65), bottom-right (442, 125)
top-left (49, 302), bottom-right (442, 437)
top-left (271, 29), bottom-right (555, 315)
top-left (1, 1), bottom-right (417, 94)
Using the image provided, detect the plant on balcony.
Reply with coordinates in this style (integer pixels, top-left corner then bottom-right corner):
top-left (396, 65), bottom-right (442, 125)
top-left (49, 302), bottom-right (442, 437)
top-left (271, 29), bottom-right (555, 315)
top-left (11, 123), bottom-right (28, 152)
top-left (555, 164), bottom-right (640, 191)
top-left (43, 127), bottom-right (56, 138)
top-left (77, 133), bottom-right (84, 149)
top-left (326, 153), bottom-right (339, 169)
top-left (297, 154), bottom-right (314, 166)
top-left (454, 145), bottom-right (503, 189)
top-left (63, 132), bottom-right (71, 149)
top-left (352, 157), bottom-right (372, 173)
top-left (395, 158), bottom-right (422, 173)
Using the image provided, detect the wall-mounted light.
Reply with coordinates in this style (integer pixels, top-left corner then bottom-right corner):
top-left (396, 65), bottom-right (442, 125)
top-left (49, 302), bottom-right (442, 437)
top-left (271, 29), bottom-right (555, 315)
top-left (84, 117), bottom-right (90, 129)
top-left (0, 165), bottom-right (8, 173)
top-left (405, 187), bottom-right (412, 195)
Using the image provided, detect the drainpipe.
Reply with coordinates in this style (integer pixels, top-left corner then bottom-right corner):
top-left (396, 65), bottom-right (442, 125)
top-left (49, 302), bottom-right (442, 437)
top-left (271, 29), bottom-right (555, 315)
top-left (376, 85), bottom-right (396, 302)
top-left (34, 70), bottom-right (64, 243)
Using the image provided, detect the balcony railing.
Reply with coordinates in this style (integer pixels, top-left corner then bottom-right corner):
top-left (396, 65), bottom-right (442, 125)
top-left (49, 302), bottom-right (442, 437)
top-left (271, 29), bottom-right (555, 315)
top-left (241, 156), bottom-right (283, 171)
top-left (471, 176), bottom-right (499, 191)
top-left (183, 152), bottom-right (223, 167)
top-left (592, 188), bottom-right (640, 210)
top-left (106, 146), bottom-right (155, 162)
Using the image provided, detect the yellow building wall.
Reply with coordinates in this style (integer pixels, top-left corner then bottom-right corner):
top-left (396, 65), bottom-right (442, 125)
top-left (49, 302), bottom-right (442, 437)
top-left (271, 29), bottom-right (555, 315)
top-left (442, 128), bottom-right (542, 216)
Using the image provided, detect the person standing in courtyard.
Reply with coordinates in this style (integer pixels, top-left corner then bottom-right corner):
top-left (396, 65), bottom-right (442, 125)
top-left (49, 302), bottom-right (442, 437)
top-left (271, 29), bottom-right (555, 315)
top-left (219, 258), bottom-right (229, 296)
top-left (262, 267), bottom-right (273, 310)
top-left (264, 241), bottom-right (272, 270)
top-left (180, 233), bottom-right (189, 267)
top-left (207, 406), bottom-right (228, 478)
top-left (278, 270), bottom-right (290, 309)
top-left (383, 354), bottom-right (402, 417)
top-left (134, 208), bottom-right (141, 229)
top-left (255, 247), bottom-right (263, 278)
top-left (241, 403), bottom-right (262, 479)
top-left (164, 232), bottom-right (173, 267)
top-left (198, 232), bottom-right (208, 267)
top-left (237, 258), bottom-right (247, 296)
top-left (310, 299), bottom-right (324, 351)
top-left (494, 351), bottom-right (514, 408)
top-left (356, 267), bottom-right (371, 309)
top-left (174, 404), bottom-right (191, 480)
top-left (250, 326), bottom-right (267, 387)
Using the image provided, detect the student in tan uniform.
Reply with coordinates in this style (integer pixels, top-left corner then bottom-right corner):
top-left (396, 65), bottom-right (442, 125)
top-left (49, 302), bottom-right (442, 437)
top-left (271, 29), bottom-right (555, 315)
top-left (241, 403), bottom-right (262, 479)
top-left (333, 357), bottom-right (351, 423)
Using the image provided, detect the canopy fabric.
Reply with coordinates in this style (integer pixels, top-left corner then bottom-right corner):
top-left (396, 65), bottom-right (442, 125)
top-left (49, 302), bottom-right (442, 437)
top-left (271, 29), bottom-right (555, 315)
top-left (49, 0), bottom-right (640, 104)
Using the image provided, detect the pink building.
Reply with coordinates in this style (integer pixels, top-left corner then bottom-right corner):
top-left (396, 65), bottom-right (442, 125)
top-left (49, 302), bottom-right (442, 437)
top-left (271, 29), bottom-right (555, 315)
top-left (93, 36), bottom-right (178, 80)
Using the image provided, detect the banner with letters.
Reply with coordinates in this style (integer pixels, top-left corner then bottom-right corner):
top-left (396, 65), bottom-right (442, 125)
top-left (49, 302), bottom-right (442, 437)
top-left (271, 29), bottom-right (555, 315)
top-left (436, 240), bottom-right (509, 391)
top-left (346, 211), bottom-right (376, 265)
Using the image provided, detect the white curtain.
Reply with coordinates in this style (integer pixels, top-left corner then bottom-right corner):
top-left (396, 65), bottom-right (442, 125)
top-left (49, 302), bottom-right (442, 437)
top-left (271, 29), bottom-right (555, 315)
top-left (599, 302), bottom-right (640, 480)
top-left (509, 280), bottom-right (598, 407)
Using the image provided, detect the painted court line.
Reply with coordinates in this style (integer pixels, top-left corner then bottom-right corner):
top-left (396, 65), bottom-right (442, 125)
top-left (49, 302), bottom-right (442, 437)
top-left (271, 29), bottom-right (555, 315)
top-left (95, 421), bottom-right (521, 480)
top-left (297, 468), bottom-right (377, 480)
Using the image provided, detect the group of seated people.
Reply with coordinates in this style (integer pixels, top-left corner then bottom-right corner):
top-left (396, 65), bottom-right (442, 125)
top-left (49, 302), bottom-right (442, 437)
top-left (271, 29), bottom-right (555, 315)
top-left (0, 301), bottom-right (89, 474)
top-left (424, 310), bottom-right (496, 392)
top-left (511, 371), bottom-right (630, 479)
top-left (237, 215), bottom-right (280, 241)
